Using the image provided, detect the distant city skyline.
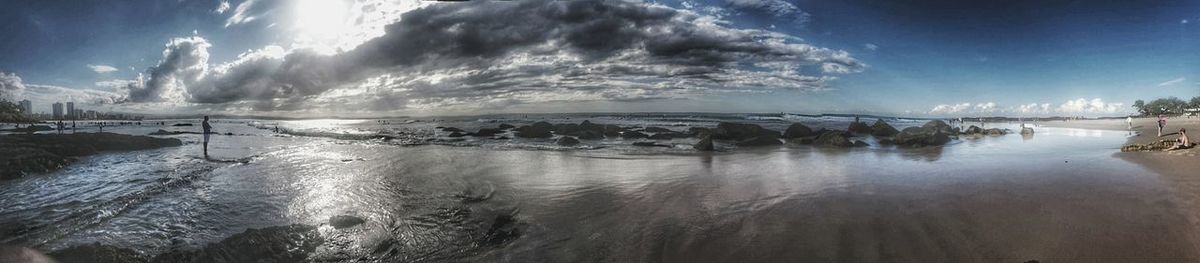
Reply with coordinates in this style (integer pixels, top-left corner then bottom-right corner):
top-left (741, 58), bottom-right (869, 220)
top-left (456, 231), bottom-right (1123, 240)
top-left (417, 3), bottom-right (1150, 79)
top-left (1, 0), bottom-right (1197, 117)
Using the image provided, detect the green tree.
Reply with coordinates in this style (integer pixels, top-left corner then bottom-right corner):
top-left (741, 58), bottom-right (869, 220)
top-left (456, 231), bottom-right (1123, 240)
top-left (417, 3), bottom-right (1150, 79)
top-left (1190, 96), bottom-right (1200, 108)
top-left (1132, 99), bottom-right (1147, 116)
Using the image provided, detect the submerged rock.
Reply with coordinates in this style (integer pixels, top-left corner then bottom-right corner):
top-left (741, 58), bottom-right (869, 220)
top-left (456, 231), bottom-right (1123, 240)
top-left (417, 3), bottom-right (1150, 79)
top-left (473, 128), bottom-right (504, 137)
top-left (783, 123), bottom-right (814, 138)
top-left (328, 215), bottom-right (366, 229)
top-left (555, 136), bottom-right (581, 146)
top-left (963, 125), bottom-right (983, 135)
top-left (642, 127), bottom-right (672, 133)
top-left (893, 126), bottom-right (952, 147)
top-left (440, 127), bottom-right (465, 133)
top-left (693, 135), bottom-right (715, 151)
top-left (48, 243), bottom-right (146, 263)
top-left (448, 132), bottom-right (467, 137)
top-left (1020, 127), bottom-right (1035, 135)
top-left (498, 123), bottom-right (516, 130)
top-left (983, 128), bottom-right (1007, 136)
top-left (870, 119), bottom-right (900, 137)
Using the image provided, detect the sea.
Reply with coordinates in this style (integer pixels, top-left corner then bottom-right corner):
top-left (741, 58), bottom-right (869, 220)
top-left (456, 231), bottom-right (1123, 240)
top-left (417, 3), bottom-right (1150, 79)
top-left (0, 113), bottom-right (1194, 262)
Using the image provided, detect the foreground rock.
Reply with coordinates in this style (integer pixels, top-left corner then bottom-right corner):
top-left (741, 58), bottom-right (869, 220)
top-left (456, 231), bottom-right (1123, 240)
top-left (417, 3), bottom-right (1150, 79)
top-left (0, 133), bottom-right (184, 180)
top-left (1121, 140), bottom-right (1188, 152)
top-left (1020, 127), bottom-right (1034, 135)
top-left (0, 125), bottom-right (53, 133)
top-left (328, 215), bottom-right (365, 229)
top-left (813, 131), bottom-right (866, 147)
top-left (782, 123), bottom-right (814, 139)
top-left (870, 119), bottom-right (900, 137)
top-left (847, 121), bottom-right (872, 134)
top-left (891, 121), bottom-right (955, 147)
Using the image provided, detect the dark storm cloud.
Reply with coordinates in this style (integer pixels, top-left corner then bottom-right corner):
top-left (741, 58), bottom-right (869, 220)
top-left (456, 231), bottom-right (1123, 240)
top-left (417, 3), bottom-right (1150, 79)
top-left (119, 0), bottom-right (864, 110)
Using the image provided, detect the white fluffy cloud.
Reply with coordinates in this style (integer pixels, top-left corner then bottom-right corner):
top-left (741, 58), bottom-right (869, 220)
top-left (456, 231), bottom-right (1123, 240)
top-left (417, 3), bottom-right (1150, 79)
top-left (115, 0), bottom-right (865, 113)
top-left (929, 98), bottom-right (1125, 116)
top-left (1, 72), bottom-right (27, 96)
top-left (1056, 98), bottom-right (1123, 114)
top-left (87, 64), bottom-right (119, 73)
top-left (725, 0), bottom-right (810, 25)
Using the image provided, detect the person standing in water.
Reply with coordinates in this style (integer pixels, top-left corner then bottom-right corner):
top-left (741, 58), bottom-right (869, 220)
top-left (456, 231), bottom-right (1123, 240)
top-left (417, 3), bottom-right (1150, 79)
top-left (202, 116), bottom-right (213, 158)
top-left (1126, 116), bottom-right (1133, 130)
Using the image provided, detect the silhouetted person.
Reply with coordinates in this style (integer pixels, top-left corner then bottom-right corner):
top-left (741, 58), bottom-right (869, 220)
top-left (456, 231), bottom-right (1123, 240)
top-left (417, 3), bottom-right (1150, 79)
top-left (202, 116), bottom-right (213, 158)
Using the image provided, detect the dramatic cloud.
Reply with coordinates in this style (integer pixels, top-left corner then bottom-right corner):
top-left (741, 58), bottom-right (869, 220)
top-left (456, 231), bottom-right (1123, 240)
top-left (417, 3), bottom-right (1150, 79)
top-left (118, 0), bottom-right (864, 112)
top-left (1, 72), bottom-right (27, 95)
top-left (1056, 98), bottom-right (1123, 114)
top-left (1158, 77), bottom-right (1186, 87)
top-left (119, 36), bottom-right (211, 103)
top-left (87, 64), bottom-right (119, 73)
top-left (224, 0), bottom-right (263, 27)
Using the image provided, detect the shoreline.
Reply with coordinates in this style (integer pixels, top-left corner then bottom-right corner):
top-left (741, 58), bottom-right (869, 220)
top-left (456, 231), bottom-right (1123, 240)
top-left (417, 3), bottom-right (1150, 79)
top-left (1043, 117), bottom-right (1200, 254)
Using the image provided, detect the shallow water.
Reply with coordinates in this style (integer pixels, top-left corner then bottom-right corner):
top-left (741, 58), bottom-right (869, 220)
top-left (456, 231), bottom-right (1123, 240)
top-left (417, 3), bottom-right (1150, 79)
top-left (0, 115), bottom-right (1195, 262)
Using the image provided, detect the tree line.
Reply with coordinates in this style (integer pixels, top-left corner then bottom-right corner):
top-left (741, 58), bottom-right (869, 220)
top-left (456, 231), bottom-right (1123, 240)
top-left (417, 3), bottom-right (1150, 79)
top-left (1132, 96), bottom-right (1200, 116)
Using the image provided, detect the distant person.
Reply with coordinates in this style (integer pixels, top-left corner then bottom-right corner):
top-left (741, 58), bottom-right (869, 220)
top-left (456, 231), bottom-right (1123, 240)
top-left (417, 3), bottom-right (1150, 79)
top-left (202, 116), bottom-right (213, 158)
top-left (1126, 116), bottom-right (1133, 130)
top-left (1168, 128), bottom-right (1192, 150)
top-left (1157, 114), bottom-right (1167, 137)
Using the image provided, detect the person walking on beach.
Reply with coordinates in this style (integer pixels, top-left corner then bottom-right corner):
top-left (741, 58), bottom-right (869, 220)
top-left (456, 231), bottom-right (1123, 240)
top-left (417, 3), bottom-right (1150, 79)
top-left (202, 116), bottom-right (213, 158)
top-left (1157, 114), bottom-right (1167, 137)
top-left (1127, 116), bottom-right (1133, 130)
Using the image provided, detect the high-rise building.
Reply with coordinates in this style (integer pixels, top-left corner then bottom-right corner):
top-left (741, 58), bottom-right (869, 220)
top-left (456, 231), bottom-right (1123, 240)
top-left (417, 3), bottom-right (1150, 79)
top-left (74, 109), bottom-right (84, 119)
top-left (52, 102), bottom-right (64, 119)
top-left (66, 102), bottom-right (75, 119)
top-left (18, 100), bottom-right (32, 114)
top-left (86, 110), bottom-right (97, 119)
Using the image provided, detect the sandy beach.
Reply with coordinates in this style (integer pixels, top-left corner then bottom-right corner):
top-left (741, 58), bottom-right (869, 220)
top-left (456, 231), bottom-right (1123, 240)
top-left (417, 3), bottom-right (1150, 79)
top-left (1043, 117), bottom-right (1200, 254)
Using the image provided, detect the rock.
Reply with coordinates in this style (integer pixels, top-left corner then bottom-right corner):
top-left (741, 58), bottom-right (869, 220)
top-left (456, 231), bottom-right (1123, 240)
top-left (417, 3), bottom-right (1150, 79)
top-left (620, 131), bottom-right (649, 139)
top-left (49, 243), bottom-right (146, 263)
top-left (603, 125), bottom-right (624, 138)
top-left (328, 215), bottom-right (365, 229)
top-left (172, 123), bottom-right (193, 127)
top-left (963, 125), bottom-right (983, 135)
top-left (576, 130), bottom-right (604, 140)
top-left (853, 140), bottom-right (869, 147)
top-left (514, 125), bottom-right (553, 138)
top-left (1020, 127), bottom-right (1034, 135)
top-left (870, 119), bottom-right (900, 137)
top-left (736, 135), bottom-right (782, 147)
top-left (555, 136), bottom-right (580, 146)
top-left (921, 120), bottom-right (958, 134)
top-left (983, 128), bottom-right (1006, 136)
top-left (847, 122), bottom-right (873, 134)
top-left (782, 123), bottom-right (814, 139)
top-left (642, 127), bottom-right (672, 133)
top-left (793, 137), bottom-right (815, 144)
top-left (473, 128), bottom-right (503, 137)
top-left (531, 121), bottom-right (554, 132)
top-left (553, 124), bottom-right (581, 135)
top-left (632, 142), bottom-right (670, 147)
top-left (712, 122), bottom-right (781, 140)
top-left (688, 127), bottom-right (711, 137)
top-left (448, 132), bottom-right (466, 137)
top-left (498, 124), bottom-right (516, 129)
top-left (0, 125), bottom-right (53, 133)
top-left (0, 133), bottom-right (184, 180)
top-left (693, 135), bottom-right (714, 151)
top-left (1121, 140), bottom-right (1181, 152)
top-left (893, 127), bottom-right (951, 147)
top-left (441, 127), bottom-right (465, 133)
top-left (813, 131), bottom-right (854, 147)
top-left (648, 133), bottom-right (679, 140)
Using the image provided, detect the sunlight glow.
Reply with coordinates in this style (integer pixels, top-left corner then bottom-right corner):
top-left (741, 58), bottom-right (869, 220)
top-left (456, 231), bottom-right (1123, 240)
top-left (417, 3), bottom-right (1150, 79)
top-left (292, 0), bottom-right (350, 51)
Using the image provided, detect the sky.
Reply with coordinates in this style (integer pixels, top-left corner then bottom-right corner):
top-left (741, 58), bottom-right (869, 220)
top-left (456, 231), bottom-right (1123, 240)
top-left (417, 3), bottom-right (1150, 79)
top-left (0, 0), bottom-right (1197, 117)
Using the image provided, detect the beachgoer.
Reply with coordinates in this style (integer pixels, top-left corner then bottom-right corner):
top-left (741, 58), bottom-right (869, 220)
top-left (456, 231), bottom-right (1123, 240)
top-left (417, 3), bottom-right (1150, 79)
top-left (1157, 114), bottom-right (1167, 137)
top-left (1168, 128), bottom-right (1192, 150)
top-left (202, 116), bottom-right (213, 158)
top-left (1126, 116), bottom-right (1133, 130)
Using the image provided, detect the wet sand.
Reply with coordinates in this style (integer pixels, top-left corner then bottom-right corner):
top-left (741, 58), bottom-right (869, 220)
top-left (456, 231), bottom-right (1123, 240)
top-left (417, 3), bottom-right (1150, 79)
top-left (1043, 117), bottom-right (1200, 255)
